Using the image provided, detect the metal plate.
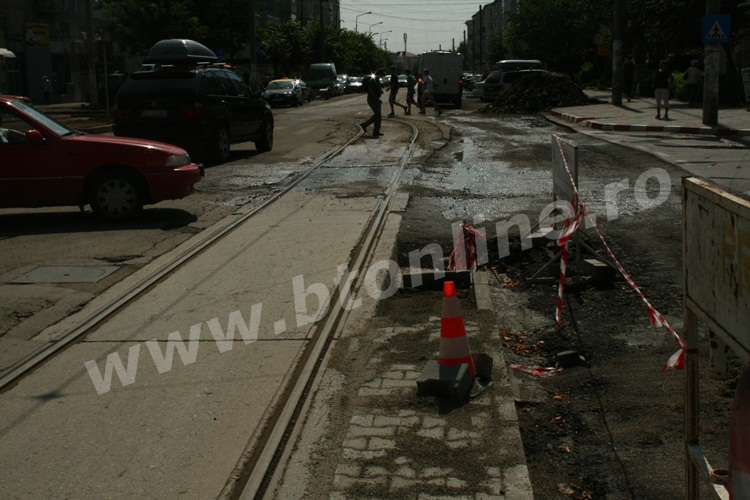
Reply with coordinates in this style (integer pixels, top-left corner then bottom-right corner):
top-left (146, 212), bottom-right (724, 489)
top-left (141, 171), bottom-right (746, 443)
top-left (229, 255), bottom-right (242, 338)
top-left (11, 266), bottom-right (120, 284)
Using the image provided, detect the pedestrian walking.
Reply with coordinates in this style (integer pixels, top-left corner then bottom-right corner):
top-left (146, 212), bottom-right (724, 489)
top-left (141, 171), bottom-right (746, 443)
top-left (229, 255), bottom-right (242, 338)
top-left (419, 68), bottom-right (442, 116)
top-left (405, 69), bottom-right (416, 115)
top-left (622, 56), bottom-right (635, 102)
top-left (360, 68), bottom-right (385, 138)
top-left (683, 60), bottom-right (702, 108)
top-left (42, 75), bottom-right (52, 105)
top-left (416, 74), bottom-right (424, 110)
top-left (653, 60), bottom-right (671, 120)
top-left (386, 66), bottom-right (407, 117)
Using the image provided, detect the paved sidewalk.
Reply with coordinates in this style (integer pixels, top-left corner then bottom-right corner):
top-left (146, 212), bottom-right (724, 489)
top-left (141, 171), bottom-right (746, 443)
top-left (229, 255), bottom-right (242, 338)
top-left (549, 90), bottom-right (750, 136)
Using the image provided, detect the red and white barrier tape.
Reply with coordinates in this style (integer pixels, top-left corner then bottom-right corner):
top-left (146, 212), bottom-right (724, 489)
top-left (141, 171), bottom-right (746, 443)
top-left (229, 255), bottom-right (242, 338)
top-left (555, 205), bottom-right (585, 324)
top-left (510, 364), bottom-right (561, 378)
top-left (553, 136), bottom-right (685, 371)
top-left (449, 223), bottom-right (483, 271)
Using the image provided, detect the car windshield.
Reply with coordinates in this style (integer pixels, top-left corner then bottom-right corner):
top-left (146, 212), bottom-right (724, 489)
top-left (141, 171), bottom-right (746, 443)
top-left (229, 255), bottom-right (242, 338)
top-left (348, 77), bottom-right (362, 83)
top-left (308, 70), bottom-right (331, 80)
top-left (11, 100), bottom-right (74, 137)
top-left (268, 81), bottom-right (293, 90)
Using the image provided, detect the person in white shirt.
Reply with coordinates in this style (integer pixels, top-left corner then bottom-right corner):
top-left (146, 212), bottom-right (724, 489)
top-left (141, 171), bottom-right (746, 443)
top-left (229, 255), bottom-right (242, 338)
top-left (419, 69), bottom-right (442, 116)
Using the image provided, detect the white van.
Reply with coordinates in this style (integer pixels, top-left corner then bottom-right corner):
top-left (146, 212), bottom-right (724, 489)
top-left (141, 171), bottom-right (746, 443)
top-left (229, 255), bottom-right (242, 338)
top-left (418, 50), bottom-right (464, 108)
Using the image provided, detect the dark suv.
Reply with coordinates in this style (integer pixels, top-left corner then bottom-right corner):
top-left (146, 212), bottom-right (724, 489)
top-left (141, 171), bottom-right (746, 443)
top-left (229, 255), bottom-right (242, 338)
top-left (113, 39), bottom-right (273, 163)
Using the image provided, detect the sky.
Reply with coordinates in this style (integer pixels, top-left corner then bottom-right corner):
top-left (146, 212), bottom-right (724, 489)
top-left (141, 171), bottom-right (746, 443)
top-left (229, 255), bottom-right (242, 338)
top-left (339, 0), bottom-right (489, 55)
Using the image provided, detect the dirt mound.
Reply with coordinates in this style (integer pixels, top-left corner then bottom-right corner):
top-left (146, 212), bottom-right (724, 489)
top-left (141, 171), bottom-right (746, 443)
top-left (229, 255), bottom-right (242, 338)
top-left (484, 72), bottom-right (596, 114)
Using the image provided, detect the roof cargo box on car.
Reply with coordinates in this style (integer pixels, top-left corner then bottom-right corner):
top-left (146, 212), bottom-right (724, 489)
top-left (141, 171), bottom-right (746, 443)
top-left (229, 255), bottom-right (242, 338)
top-left (144, 39), bottom-right (217, 64)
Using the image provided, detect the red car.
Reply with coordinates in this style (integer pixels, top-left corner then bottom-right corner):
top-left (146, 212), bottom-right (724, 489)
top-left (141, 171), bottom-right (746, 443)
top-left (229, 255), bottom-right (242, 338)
top-left (0, 95), bottom-right (202, 220)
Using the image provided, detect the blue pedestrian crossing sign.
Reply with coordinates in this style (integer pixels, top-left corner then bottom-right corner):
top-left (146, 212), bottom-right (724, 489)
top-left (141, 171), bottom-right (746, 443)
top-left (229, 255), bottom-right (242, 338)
top-left (702, 15), bottom-right (730, 44)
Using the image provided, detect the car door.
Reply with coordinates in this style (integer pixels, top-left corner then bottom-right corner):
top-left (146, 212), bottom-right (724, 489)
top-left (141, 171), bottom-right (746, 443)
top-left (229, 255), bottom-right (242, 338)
top-left (209, 70), bottom-right (247, 140)
top-left (0, 106), bottom-right (65, 208)
top-left (226, 71), bottom-right (265, 135)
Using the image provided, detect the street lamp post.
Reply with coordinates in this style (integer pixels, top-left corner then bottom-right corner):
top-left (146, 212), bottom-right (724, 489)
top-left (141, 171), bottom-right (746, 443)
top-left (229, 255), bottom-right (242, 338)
top-left (380, 30), bottom-right (392, 48)
top-left (368, 21), bottom-right (383, 34)
top-left (355, 11), bottom-right (372, 33)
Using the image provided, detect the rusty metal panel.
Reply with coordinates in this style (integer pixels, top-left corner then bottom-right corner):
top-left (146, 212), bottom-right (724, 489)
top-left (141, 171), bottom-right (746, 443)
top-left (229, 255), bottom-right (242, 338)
top-left (683, 177), bottom-right (750, 357)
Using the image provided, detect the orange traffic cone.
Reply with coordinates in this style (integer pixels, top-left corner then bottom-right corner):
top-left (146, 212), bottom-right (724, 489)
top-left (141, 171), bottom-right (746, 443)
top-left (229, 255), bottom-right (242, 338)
top-left (439, 281), bottom-right (477, 377)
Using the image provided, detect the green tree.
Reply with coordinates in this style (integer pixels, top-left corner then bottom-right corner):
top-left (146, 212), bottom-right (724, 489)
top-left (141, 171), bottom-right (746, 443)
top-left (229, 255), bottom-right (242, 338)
top-left (258, 21), bottom-right (313, 77)
top-left (99, 0), bottom-right (207, 54)
top-left (506, 0), bottom-right (611, 75)
top-left (486, 34), bottom-right (507, 66)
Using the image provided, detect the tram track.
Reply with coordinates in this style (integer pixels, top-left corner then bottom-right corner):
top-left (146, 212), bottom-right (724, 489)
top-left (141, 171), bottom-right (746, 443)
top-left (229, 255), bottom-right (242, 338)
top-left (0, 110), bottom-right (424, 498)
top-left (0, 122), bottom-right (365, 394)
top-left (222, 118), bottom-right (421, 500)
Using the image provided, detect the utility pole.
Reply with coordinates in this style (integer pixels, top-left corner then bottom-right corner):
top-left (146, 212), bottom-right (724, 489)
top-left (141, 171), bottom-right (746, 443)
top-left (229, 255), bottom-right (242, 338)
top-left (612, 0), bottom-right (624, 105)
top-left (249, 0), bottom-right (257, 81)
top-left (320, 0), bottom-right (325, 61)
top-left (86, 0), bottom-right (98, 105)
top-left (473, 17), bottom-right (477, 73)
top-left (703, 0), bottom-right (721, 125)
top-left (479, 6), bottom-right (483, 72)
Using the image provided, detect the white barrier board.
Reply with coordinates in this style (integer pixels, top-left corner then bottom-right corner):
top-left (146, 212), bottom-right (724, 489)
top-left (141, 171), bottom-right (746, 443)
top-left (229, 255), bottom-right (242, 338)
top-left (684, 177), bottom-right (750, 357)
top-left (551, 135), bottom-right (577, 207)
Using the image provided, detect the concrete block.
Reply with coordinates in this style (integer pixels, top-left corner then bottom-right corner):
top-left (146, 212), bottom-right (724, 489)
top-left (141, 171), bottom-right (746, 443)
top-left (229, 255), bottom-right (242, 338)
top-left (416, 360), bottom-right (473, 403)
top-left (473, 352), bottom-right (494, 383)
top-left (472, 271), bottom-right (493, 310)
top-left (579, 258), bottom-right (616, 282)
top-left (401, 270), bottom-right (472, 290)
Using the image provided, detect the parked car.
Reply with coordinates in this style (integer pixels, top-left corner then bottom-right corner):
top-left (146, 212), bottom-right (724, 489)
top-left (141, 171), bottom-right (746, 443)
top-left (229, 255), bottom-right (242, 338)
top-left (476, 69), bottom-right (549, 102)
top-left (0, 95), bottom-right (202, 220)
top-left (335, 75), bottom-right (347, 96)
top-left (263, 78), bottom-right (304, 107)
top-left (346, 76), bottom-right (364, 93)
top-left (297, 79), bottom-right (314, 102)
top-left (492, 59), bottom-right (544, 71)
top-left (113, 39), bottom-right (274, 164)
top-left (398, 74), bottom-right (408, 88)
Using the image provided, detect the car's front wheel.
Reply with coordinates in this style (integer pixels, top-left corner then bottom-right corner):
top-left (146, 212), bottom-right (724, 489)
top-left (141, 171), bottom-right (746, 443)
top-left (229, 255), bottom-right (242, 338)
top-left (210, 125), bottom-right (231, 163)
top-left (255, 117), bottom-right (273, 152)
top-left (90, 173), bottom-right (143, 221)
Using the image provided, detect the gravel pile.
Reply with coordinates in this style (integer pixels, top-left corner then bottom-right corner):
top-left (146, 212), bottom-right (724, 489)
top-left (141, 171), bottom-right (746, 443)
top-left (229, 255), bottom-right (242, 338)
top-left (484, 72), bottom-right (596, 113)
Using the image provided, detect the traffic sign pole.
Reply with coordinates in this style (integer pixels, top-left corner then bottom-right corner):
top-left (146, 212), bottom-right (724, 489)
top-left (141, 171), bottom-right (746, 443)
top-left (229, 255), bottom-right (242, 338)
top-left (702, 3), bottom-right (724, 126)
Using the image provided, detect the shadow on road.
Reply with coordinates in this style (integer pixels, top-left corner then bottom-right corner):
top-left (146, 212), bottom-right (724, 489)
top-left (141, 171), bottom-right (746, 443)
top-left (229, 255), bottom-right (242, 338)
top-left (0, 208), bottom-right (197, 238)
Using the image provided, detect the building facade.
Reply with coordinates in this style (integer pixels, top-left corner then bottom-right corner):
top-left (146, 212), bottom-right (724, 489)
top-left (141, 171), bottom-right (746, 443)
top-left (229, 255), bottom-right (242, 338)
top-left (0, 0), bottom-right (111, 103)
top-left (465, 0), bottom-right (518, 74)
top-left (0, 1), bottom-right (343, 103)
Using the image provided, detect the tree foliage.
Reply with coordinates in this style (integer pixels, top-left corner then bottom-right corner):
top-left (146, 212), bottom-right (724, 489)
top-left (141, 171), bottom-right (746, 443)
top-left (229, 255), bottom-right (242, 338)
top-left (99, 0), bottom-right (206, 54)
top-left (100, 1), bottom-right (390, 75)
top-left (506, 0), bottom-right (750, 76)
top-left (506, 0), bottom-right (611, 75)
top-left (258, 22), bottom-right (387, 76)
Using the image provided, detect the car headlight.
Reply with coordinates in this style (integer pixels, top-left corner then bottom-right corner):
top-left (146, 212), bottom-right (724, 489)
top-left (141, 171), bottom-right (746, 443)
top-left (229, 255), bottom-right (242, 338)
top-left (166, 154), bottom-right (191, 167)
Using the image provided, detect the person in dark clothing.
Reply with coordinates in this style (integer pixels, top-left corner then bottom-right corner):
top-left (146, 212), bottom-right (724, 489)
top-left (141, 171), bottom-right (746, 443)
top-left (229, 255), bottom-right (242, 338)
top-left (386, 66), bottom-right (407, 117)
top-left (653, 60), bottom-right (671, 120)
top-left (622, 57), bottom-right (635, 102)
top-left (360, 68), bottom-right (386, 138)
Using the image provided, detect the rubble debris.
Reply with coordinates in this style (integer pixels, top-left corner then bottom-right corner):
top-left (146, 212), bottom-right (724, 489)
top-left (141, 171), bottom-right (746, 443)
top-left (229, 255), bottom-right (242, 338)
top-left (483, 72), bottom-right (598, 114)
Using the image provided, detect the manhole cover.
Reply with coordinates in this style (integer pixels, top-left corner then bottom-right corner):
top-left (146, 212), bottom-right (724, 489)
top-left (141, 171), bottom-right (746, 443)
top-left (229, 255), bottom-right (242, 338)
top-left (11, 266), bottom-right (120, 284)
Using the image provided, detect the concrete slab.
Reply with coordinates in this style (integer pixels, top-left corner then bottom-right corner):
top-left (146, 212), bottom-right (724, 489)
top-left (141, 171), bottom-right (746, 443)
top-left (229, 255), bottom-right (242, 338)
top-left (0, 340), bottom-right (303, 498)
top-left (10, 266), bottom-right (120, 284)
